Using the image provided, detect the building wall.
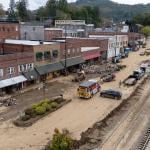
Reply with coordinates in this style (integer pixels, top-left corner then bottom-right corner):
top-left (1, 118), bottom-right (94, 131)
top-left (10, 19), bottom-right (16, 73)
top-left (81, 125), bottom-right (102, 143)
top-left (44, 29), bottom-right (63, 41)
top-left (59, 38), bottom-right (108, 60)
top-left (0, 43), bottom-right (33, 53)
top-left (0, 52), bottom-right (34, 80)
top-left (0, 42), bottom-right (61, 66)
top-left (0, 22), bottom-right (20, 40)
top-left (33, 44), bottom-right (60, 66)
top-left (20, 25), bottom-right (44, 41)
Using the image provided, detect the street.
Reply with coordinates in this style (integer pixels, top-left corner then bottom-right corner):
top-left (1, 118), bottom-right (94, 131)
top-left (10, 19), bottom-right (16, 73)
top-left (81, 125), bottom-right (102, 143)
top-left (0, 40), bottom-right (150, 150)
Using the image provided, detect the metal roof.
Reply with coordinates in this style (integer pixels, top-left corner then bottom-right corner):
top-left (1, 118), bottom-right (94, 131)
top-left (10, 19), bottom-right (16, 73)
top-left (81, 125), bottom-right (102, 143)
top-left (22, 70), bottom-right (39, 81)
top-left (5, 39), bottom-right (57, 46)
top-left (35, 62), bottom-right (64, 75)
top-left (60, 56), bottom-right (85, 67)
top-left (35, 57), bottom-right (84, 75)
top-left (0, 75), bottom-right (27, 89)
top-left (79, 81), bottom-right (95, 88)
top-left (81, 47), bottom-right (100, 52)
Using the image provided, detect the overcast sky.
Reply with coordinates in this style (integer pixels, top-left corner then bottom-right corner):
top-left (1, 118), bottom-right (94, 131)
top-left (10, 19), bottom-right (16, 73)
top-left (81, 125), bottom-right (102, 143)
top-left (1, 0), bottom-right (150, 10)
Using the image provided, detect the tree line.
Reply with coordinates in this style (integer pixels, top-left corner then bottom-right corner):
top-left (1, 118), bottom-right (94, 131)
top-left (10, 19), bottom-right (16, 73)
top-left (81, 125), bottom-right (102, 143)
top-left (0, 0), bottom-right (101, 26)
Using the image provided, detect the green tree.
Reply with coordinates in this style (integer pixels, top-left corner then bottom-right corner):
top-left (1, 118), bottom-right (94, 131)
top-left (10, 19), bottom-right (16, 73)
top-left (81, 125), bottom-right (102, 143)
top-left (56, 10), bottom-right (71, 20)
top-left (0, 4), bottom-right (5, 17)
top-left (16, 0), bottom-right (28, 21)
top-left (36, 6), bottom-right (47, 20)
top-left (46, 0), bottom-right (58, 18)
top-left (141, 26), bottom-right (150, 38)
top-left (58, 0), bottom-right (68, 13)
top-left (48, 129), bottom-right (73, 150)
top-left (8, 0), bottom-right (17, 20)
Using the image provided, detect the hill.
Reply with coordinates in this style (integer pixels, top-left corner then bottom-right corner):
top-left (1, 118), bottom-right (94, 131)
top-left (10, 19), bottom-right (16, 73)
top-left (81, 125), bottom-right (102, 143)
top-left (74, 0), bottom-right (150, 21)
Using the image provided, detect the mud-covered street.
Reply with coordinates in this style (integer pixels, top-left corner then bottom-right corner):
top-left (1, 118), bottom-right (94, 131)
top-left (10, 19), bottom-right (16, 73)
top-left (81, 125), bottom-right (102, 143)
top-left (0, 40), bottom-right (150, 150)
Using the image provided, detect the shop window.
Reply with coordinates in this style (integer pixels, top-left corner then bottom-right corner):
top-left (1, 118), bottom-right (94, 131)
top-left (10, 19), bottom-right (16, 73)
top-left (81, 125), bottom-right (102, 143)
top-left (27, 63), bottom-right (34, 70)
top-left (52, 50), bottom-right (58, 58)
top-left (44, 51), bottom-right (51, 60)
top-left (36, 52), bottom-right (43, 61)
top-left (7, 67), bottom-right (15, 75)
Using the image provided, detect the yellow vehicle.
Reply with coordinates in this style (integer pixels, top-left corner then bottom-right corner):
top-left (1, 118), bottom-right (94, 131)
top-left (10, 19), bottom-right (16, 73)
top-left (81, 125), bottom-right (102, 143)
top-left (77, 80), bottom-right (100, 99)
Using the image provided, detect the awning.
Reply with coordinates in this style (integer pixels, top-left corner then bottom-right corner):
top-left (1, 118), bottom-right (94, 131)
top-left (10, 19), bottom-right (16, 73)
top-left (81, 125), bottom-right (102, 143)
top-left (36, 62), bottom-right (64, 76)
top-left (35, 57), bottom-right (85, 76)
top-left (61, 57), bottom-right (85, 67)
top-left (0, 75), bottom-right (27, 89)
top-left (23, 70), bottom-right (39, 81)
top-left (82, 53), bottom-right (101, 60)
top-left (81, 47), bottom-right (100, 52)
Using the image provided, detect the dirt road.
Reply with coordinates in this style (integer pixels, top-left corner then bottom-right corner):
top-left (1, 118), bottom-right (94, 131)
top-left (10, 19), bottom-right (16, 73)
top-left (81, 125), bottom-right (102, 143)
top-left (0, 41), bottom-right (150, 150)
top-left (99, 77), bottom-right (150, 150)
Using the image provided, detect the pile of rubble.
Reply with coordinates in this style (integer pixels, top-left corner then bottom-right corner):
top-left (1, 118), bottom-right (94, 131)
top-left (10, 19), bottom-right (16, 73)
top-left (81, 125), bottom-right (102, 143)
top-left (84, 63), bottom-right (126, 77)
top-left (0, 98), bottom-right (17, 107)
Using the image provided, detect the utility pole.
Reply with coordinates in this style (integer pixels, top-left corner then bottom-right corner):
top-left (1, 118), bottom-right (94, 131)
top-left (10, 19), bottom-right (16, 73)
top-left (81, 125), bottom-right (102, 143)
top-left (115, 25), bottom-right (117, 57)
top-left (64, 26), bottom-right (67, 75)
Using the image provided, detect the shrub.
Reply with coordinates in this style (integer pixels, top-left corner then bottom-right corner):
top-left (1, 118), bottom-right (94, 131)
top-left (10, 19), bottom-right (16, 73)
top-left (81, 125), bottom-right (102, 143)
top-left (34, 106), bottom-right (46, 115)
top-left (51, 102), bottom-right (58, 109)
top-left (42, 102), bottom-right (52, 111)
top-left (48, 128), bottom-right (73, 150)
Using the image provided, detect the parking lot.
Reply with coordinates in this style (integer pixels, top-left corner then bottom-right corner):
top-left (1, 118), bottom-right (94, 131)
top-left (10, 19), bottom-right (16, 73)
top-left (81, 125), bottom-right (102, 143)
top-left (0, 41), bottom-right (150, 150)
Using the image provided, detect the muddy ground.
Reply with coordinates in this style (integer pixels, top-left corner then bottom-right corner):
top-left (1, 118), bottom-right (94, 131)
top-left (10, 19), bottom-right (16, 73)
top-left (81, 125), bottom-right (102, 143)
top-left (0, 81), bottom-right (68, 121)
top-left (0, 40), bottom-right (149, 150)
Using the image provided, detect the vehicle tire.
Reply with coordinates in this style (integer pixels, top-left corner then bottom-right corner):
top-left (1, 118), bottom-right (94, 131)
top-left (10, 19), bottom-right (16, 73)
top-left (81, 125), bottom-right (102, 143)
top-left (115, 96), bottom-right (118, 100)
top-left (100, 93), bottom-right (104, 97)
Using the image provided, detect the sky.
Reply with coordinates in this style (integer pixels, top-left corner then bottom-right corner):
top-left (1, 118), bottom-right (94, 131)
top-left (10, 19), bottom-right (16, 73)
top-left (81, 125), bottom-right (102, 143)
top-left (0, 0), bottom-right (150, 10)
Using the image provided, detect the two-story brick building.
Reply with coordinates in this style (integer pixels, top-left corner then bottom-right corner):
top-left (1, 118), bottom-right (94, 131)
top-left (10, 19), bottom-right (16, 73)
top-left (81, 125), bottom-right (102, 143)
top-left (0, 52), bottom-right (34, 94)
top-left (1, 40), bottom-right (63, 81)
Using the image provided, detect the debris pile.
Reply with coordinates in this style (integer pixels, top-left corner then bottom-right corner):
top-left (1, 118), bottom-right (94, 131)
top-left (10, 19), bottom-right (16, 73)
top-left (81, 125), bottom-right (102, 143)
top-left (0, 98), bottom-right (17, 107)
top-left (84, 63), bottom-right (126, 78)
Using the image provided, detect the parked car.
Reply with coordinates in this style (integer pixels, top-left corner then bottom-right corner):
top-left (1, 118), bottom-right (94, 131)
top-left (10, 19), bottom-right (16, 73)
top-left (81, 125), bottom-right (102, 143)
top-left (112, 55), bottom-right (121, 63)
top-left (102, 73), bottom-right (116, 82)
top-left (133, 69), bottom-right (145, 80)
top-left (100, 89), bottom-right (122, 100)
top-left (123, 75), bottom-right (137, 86)
top-left (121, 52), bottom-right (129, 58)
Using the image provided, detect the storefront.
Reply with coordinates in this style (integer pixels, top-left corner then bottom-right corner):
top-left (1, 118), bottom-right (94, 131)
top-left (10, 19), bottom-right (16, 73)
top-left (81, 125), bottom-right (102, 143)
top-left (0, 75), bottom-right (27, 95)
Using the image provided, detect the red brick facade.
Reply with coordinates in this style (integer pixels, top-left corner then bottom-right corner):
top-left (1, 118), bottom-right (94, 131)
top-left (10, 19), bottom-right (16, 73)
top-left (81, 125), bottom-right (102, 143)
top-left (0, 21), bottom-right (20, 41)
top-left (0, 52), bottom-right (34, 80)
top-left (44, 29), bottom-right (63, 41)
top-left (59, 38), bottom-right (108, 60)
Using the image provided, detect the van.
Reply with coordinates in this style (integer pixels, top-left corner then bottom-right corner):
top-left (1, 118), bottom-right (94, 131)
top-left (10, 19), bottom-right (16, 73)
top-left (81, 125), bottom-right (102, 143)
top-left (77, 80), bottom-right (100, 99)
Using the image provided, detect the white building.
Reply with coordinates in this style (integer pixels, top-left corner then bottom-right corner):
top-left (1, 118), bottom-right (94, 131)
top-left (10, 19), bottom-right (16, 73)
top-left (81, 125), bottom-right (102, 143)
top-left (55, 20), bottom-right (94, 37)
top-left (89, 34), bottom-right (128, 59)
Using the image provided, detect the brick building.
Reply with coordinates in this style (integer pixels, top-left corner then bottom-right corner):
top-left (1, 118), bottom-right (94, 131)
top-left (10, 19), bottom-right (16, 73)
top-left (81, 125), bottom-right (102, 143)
top-left (65, 37), bottom-right (108, 60)
top-left (0, 40), bottom-right (63, 81)
top-left (44, 28), bottom-right (63, 41)
top-left (54, 37), bottom-right (108, 64)
top-left (0, 52), bottom-right (34, 93)
top-left (0, 20), bottom-right (20, 41)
